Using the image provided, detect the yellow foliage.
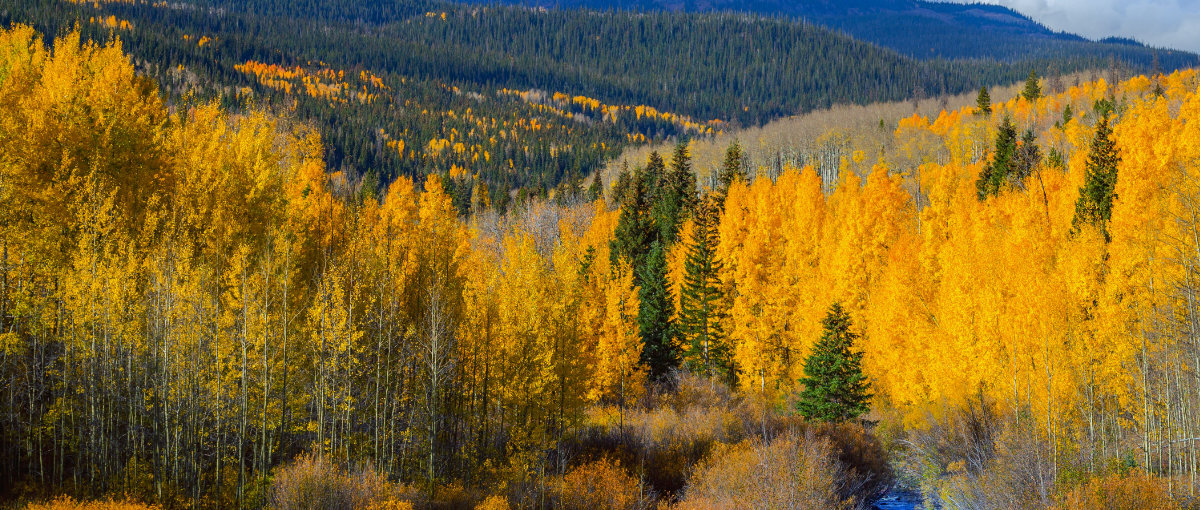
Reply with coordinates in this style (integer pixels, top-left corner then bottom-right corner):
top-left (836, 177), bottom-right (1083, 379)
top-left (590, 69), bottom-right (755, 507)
top-left (676, 435), bottom-right (846, 510)
top-left (554, 458), bottom-right (645, 510)
top-left (474, 495), bottom-right (511, 510)
top-left (1053, 472), bottom-right (1177, 510)
top-left (25, 497), bottom-right (158, 510)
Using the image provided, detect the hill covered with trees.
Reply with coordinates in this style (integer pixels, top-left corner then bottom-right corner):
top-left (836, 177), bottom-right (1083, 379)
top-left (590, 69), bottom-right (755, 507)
top-left (469, 0), bottom-right (1200, 63)
top-left (5, 0), bottom-right (1187, 202)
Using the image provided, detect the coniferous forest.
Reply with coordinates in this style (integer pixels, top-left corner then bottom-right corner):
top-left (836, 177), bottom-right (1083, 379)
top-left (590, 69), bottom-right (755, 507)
top-left (2, 0), bottom-right (1200, 509)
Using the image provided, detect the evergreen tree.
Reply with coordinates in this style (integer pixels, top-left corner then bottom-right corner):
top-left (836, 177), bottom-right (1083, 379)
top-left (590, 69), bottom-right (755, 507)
top-left (638, 241), bottom-right (679, 382)
top-left (679, 196), bottom-right (732, 385)
top-left (586, 171), bottom-right (603, 202)
top-left (653, 142), bottom-right (698, 244)
top-left (715, 140), bottom-right (747, 207)
top-left (975, 86), bottom-right (992, 115)
top-left (796, 303), bottom-right (872, 423)
top-left (976, 116), bottom-right (1018, 199)
top-left (610, 165), bottom-right (658, 274)
top-left (644, 151), bottom-right (667, 195)
top-left (1012, 129), bottom-right (1042, 187)
top-left (611, 161), bottom-right (633, 205)
top-left (1022, 70), bottom-right (1042, 101)
top-left (1047, 148), bottom-right (1066, 171)
top-left (1071, 113), bottom-right (1121, 241)
top-left (1093, 97), bottom-right (1116, 118)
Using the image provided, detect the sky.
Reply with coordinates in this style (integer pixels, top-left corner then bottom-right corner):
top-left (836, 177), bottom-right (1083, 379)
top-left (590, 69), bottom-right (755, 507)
top-left (952, 0), bottom-right (1200, 52)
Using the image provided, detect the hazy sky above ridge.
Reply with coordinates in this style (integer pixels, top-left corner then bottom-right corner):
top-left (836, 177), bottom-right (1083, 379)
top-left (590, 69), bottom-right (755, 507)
top-left (950, 0), bottom-right (1200, 52)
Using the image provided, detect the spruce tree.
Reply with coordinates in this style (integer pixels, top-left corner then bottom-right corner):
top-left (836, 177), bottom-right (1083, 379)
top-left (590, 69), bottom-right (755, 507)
top-left (644, 151), bottom-right (667, 196)
top-left (796, 303), bottom-right (872, 423)
top-left (638, 241), bottom-right (679, 382)
top-left (975, 86), bottom-right (992, 115)
top-left (1022, 70), bottom-right (1042, 101)
top-left (715, 140), bottom-right (747, 206)
top-left (653, 142), bottom-right (698, 244)
top-left (1071, 113), bottom-right (1121, 241)
top-left (586, 171), bottom-right (603, 202)
top-left (611, 161), bottom-right (633, 205)
top-left (679, 196), bottom-right (732, 385)
top-left (976, 116), bottom-right (1018, 199)
top-left (610, 166), bottom-right (658, 274)
top-left (1012, 129), bottom-right (1042, 186)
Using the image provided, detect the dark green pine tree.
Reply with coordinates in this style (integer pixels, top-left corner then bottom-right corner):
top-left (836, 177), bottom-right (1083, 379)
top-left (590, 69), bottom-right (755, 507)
top-left (638, 241), bottom-right (679, 382)
top-left (975, 86), bottom-right (992, 115)
top-left (610, 165), bottom-right (658, 275)
top-left (796, 303), bottom-right (873, 423)
top-left (715, 140), bottom-right (747, 207)
top-left (1022, 70), bottom-right (1042, 101)
top-left (586, 171), bottom-right (603, 202)
top-left (611, 161), bottom-right (634, 206)
top-left (644, 151), bottom-right (667, 197)
top-left (679, 196), bottom-right (733, 385)
top-left (1012, 129), bottom-right (1042, 186)
top-left (1071, 113), bottom-right (1121, 241)
top-left (976, 116), bottom-right (1018, 199)
top-left (653, 142), bottom-right (698, 245)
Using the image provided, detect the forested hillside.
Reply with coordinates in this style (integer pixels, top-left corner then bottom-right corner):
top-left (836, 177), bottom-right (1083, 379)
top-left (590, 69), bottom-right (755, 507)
top-left (471, 0), bottom-right (1200, 63)
top-left (3, 24), bottom-right (1200, 509)
top-left (3, 0), bottom-right (1181, 201)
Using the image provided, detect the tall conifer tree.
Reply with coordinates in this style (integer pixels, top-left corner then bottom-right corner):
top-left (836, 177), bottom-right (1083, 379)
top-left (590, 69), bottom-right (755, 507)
top-left (715, 141), bottom-right (747, 210)
top-left (653, 142), bottom-right (698, 245)
top-left (679, 196), bottom-right (732, 385)
top-left (1071, 113), bottom-right (1121, 240)
top-left (610, 166), bottom-right (658, 274)
top-left (796, 303), bottom-right (872, 423)
top-left (976, 116), bottom-right (1018, 199)
top-left (976, 86), bottom-right (992, 115)
top-left (1022, 70), bottom-right (1042, 101)
top-left (638, 241), bottom-right (679, 382)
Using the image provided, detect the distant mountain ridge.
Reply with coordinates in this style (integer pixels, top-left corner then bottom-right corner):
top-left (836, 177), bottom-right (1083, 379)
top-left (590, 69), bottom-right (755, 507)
top-left (464, 0), bottom-right (1191, 64)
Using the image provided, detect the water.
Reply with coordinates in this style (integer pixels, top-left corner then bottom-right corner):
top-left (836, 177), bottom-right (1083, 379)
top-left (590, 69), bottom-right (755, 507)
top-left (874, 490), bottom-right (924, 510)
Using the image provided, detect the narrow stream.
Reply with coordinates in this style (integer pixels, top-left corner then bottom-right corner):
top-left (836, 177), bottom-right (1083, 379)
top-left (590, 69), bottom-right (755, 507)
top-left (874, 490), bottom-right (925, 510)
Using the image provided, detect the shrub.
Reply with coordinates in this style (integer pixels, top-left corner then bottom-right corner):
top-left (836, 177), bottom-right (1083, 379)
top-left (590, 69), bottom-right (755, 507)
top-left (813, 422), bottom-right (893, 506)
top-left (676, 432), bottom-right (848, 510)
top-left (554, 458), bottom-right (652, 510)
top-left (574, 398), bottom-right (741, 496)
top-left (474, 494), bottom-right (511, 510)
top-left (655, 372), bottom-right (735, 411)
top-left (572, 371), bottom-right (890, 505)
top-left (1054, 472), bottom-right (1177, 510)
top-left (25, 497), bottom-right (158, 510)
top-left (268, 453), bottom-right (406, 510)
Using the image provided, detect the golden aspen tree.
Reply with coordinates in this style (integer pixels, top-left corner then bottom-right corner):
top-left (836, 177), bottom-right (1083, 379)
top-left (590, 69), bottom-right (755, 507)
top-left (590, 262), bottom-right (644, 404)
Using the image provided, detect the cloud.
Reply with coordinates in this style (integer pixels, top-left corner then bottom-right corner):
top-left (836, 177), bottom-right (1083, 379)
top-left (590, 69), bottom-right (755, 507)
top-left (948, 0), bottom-right (1200, 52)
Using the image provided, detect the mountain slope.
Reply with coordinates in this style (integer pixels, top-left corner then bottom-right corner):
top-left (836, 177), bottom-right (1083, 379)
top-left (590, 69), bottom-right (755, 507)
top-left (471, 0), bottom-right (1198, 64)
top-left (1, 0), bottom-right (1049, 199)
top-left (4, 0), bottom-right (1190, 200)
